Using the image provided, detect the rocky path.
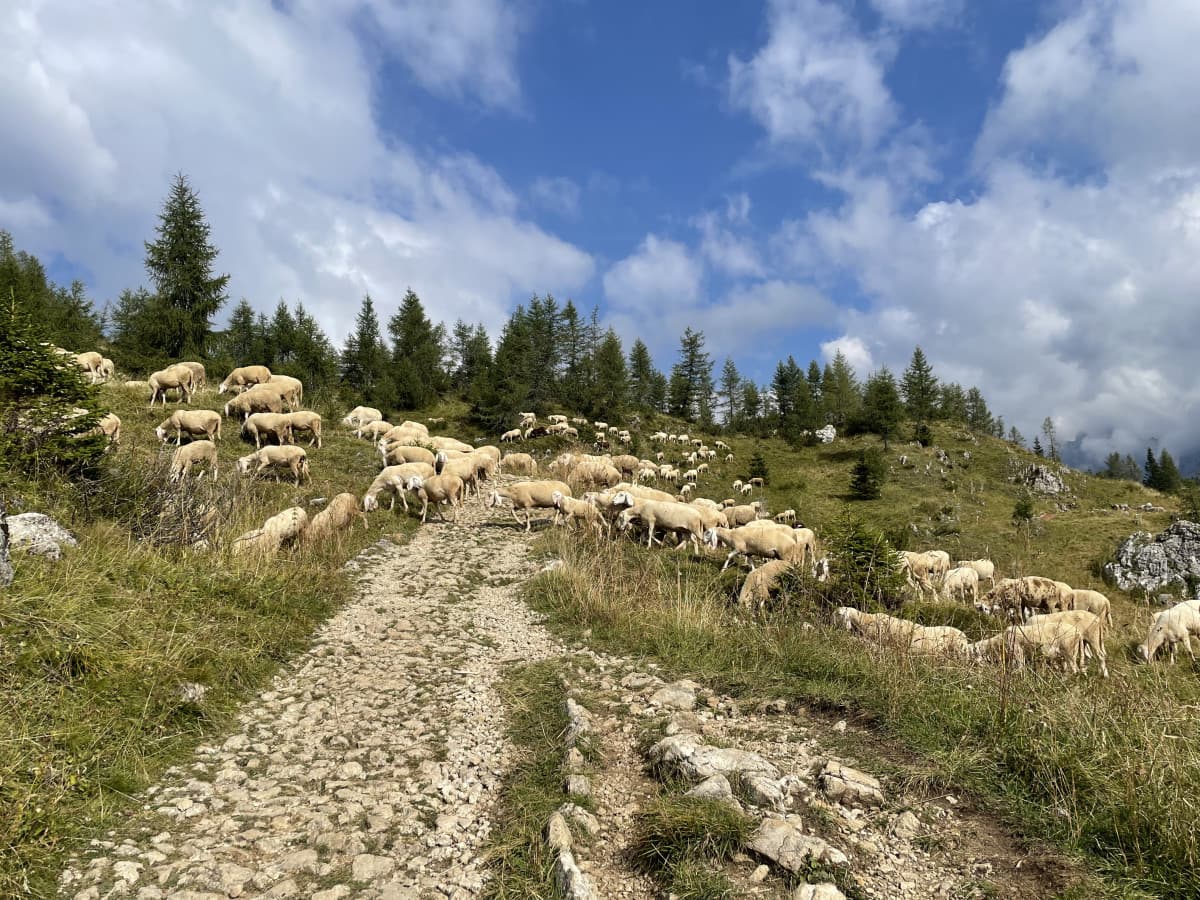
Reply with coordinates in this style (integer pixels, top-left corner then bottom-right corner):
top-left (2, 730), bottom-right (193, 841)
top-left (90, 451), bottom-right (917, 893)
top-left (60, 487), bottom-right (1070, 900)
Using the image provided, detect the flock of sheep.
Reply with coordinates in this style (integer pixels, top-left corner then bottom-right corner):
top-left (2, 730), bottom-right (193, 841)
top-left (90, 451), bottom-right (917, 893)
top-left (58, 347), bottom-right (1194, 677)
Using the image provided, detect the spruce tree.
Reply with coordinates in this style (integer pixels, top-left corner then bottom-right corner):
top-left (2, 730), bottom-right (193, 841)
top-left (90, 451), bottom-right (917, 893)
top-left (1158, 449), bottom-right (1183, 493)
top-left (0, 230), bottom-right (103, 350)
top-left (1042, 417), bottom-right (1060, 461)
top-left (740, 382), bottom-right (761, 432)
top-left (476, 306), bottom-right (533, 425)
top-left (861, 367), bottom-right (904, 448)
top-left (628, 339), bottom-right (656, 411)
top-left (938, 382), bottom-right (967, 422)
top-left (900, 345), bottom-right (938, 431)
top-left (143, 173), bottom-right (229, 357)
top-left (291, 303), bottom-right (338, 390)
top-left (591, 329), bottom-right (628, 415)
top-left (340, 295), bottom-right (388, 404)
top-left (822, 351), bottom-right (860, 428)
top-left (965, 387), bottom-right (993, 433)
top-left (718, 357), bottom-right (741, 426)
top-left (557, 300), bottom-right (590, 407)
top-left (748, 450), bottom-right (770, 486)
top-left (525, 294), bottom-right (560, 408)
top-left (668, 328), bottom-right (713, 422)
top-left (850, 448), bottom-right (886, 500)
top-left (1033, 436), bottom-right (1044, 457)
top-left (269, 300), bottom-right (297, 366)
top-left (387, 288), bottom-right (444, 409)
top-left (1143, 448), bottom-right (1161, 488)
top-left (224, 299), bottom-right (258, 365)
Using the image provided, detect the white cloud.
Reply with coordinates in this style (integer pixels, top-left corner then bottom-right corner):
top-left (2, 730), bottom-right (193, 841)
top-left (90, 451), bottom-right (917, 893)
top-left (603, 235), bottom-right (702, 308)
top-left (727, 0), bottom-right (896, 151)
top-left (692, 203), bottom-right (764, 278)
top-left (529, 176), bottom-right (582, 218)
top-left (868, 0), bottom-right (962, 30)
top-left (0, 1), bottom-right (591, 343)
top-left (820, 335), bottom-right (873, 372)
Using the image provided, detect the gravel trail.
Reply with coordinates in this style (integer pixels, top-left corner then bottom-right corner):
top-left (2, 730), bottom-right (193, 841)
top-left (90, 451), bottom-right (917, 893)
top-left (59, 494), bottom-right (564, 900)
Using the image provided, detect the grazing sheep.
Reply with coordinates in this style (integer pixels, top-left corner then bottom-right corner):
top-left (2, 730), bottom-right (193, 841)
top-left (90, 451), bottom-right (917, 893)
top-left (232, 507), bottom-right (308, 557)
top-left (155, 409), bottom-right (222, 445)
top-left (407, 474), bottom-right (465, 523)
top-left (433, 451), bottom-right (482, 496)
top-left (725, 504), bottom-right (763, 527)
top-left (307, 493), bottom-right (367, 540)
top-left (739, 483), bottom-right (754, 496)
top-left (547, 414), bottom-right (568, 424)
top-left (343, 406), bottom-right (384, 433)
top-left (74, 351), bottom-right (104, 383)
top-left (97, 357), bottom-right (116, 382)
top-left (1070, 589), bottom-right (1113, 627)
top-left (149, 364), bottom-right (197, 406)
top-left (571, 461), bottom-right (621, 490)
top-left (91, 412), bottom-right (121, 447)
top-left (219, 365), bottom-right (272, 394)
top-left (284, 411), bottom-right (323, 448)
top-left (967, 619), bottom-right (1083, 674)
top-left (837, 608), bottom-right (919, 649)
top-left (357, 420), bottom-right (393, 441)
top-left (179, 361), bottom-right (207, 390)
top-left (1138, 601), bottom-right (1200, 664)
top-left (224, 386), bottom-right (284, 419)
top-left (617, 499), bottom-right (705, 554)
top-left (1027, 610), bottom-right (1108, 677)
top-left (362, 463), bottom-right (436, 512)
top-left (704, 524), bottom-right (810, 571)
top-left (954, 559), bottom-right (996, 586)
top-left (774, 509), bottom-right (797, 524)
top-left (979, 576), bottom-right (1072, 620)
top-left (908, 624), bottom-right (970, 657)
top-left (501, 428), bottom-right (523, 442)
top-left (738, 559), bottom-right (793, 610)
top-left (898, 550), bottom-right (946, 595)
top-left (382, 444), bottom-right (437, 468)
top-left (265, 374), bottom-right (304, 410)
top-left (611, 454), bottom-right (640, 477)
top-left (500, 452), bottom-right (537, 476)
top-left (488, 481), bottom-right (572, 531)
top-left (428, 435), bottom-right (474, 453)
top-left (942, 566), bottom-right (980, 604)
top-left (170, 440), bottom-right (218, 482)
top-left (678, 483), bottom-right (696, 498)
top-left (243, 412), bottom-right (294, 448)
top-left (519, 412), bottom-right (537, 427)
top-left (552, 491), bottom-right (606, 535)
top-left (236, 445), bottom-right (310, 485)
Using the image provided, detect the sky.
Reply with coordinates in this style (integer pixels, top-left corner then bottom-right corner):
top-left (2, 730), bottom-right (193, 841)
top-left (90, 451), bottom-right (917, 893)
top-left (4, 0), bottom-right (1200, 469)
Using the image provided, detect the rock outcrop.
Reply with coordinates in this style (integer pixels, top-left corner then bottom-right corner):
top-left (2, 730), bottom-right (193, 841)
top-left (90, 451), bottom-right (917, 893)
top-left (7, 512), bottom-right (78, 560)
top-left (1015, 464), bottom-right (1068, 495)
top-left (1105, 520), bottom-right (1200, 595)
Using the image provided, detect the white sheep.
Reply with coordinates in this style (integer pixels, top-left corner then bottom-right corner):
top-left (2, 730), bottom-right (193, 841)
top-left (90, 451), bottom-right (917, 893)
top-left (1070, 589), bottom-right (1113, 627)
top-left (501, 428), bottom-right (523, 442)
top-left (837, 608), bottom-right (919, 649)
top-left (284, 411), bottom-right (323, 448)
top-left (738, 559), bottom-right (792, 610)
top-left (617, 498), bottom-right (705, 554)
top-left (382, 444), bottom-right (437, 468)
top-left (407, 474), bottom-right (465, 523)
top-left (704, 524), bottom-right (809, 571)
top-left (942, 566), bottom-right (980, 604)
top-left (519, 412), bottom-right (537, 427)
top-left (219, 365), bottom-right (272, 394)
top-left (74, 351), bottom-right (104, 383)
top-left (236, 445), bottom-right (310, 485)
top-left (224, 386), bottom-right (284, 420)
top-left (739, 483), bottom-right (754, 496)
top-left (725, 504), bottom-right (762, 527)
top-left (1138, 601), bottom-right (1200, 664)
top-left (1027, 610), bottom-right (1108, 677)
top-left (170, 440), bottom-right (218, 482)
top-left (362, 463), bottom-right (436, 512)
top-left (343, 406), bottom-right (384, 433)
top-left (552, 491), bottom-right (605, 535)
top-left (908, 624), bottom-right (970, 657)
top-left (178, 361), bottom-right (206, 390)
top-left (488, 481), bottom-right (572, 531)
top-left (232, 507), bottom-right (308, 557)
top-left (148, 364), bottom-right (197, 406)
top-left (967, 619), bottom-right (1083, 673)
top-left (773, 509), bottom-right (797, 524)
top-left (500, 452), bottom-right (538, 476)
top-left (307, 493), bottom-right (367, 540)
top-left (91, 412), bottom-right (121, 447)
top-left (243, 412), bottom-right (294, 449)
top-left (357, 420), bottom-right (394, 442)
top-left (155, 409), bottom-right (222, 445)
top-left (954, 559), bottom-right (996, 586)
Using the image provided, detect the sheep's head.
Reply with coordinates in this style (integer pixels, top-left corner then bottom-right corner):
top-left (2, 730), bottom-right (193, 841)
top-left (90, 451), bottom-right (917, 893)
top-left (551, 490), bottom-right (565, 508)
top-left (154, 426), bottom-right (168, 442)
top-left (218, 380), bottom-right (228, 394)
top-left (702, 528), bottom-right (719, 548)
top-left (611, 490), bottom-right (634, 509)
top-left (363, 493), bottom-right (379, 513)
top-left (406, 476), bottom-right (424, 491)
top-left (235, 454), bottom-right (255, 474)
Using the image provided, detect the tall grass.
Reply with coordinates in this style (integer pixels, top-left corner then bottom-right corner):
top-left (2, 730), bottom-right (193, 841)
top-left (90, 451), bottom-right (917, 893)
top-left (528, 532), bottom-right (1199, 899)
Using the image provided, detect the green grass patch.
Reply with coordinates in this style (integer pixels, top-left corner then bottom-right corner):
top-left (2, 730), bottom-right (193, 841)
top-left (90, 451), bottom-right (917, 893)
top-left (631, 796), bottom-right (751, 899)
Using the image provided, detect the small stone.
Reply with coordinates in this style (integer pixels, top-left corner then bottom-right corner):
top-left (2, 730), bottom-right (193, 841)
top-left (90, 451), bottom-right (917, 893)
top-left (554, 848), bottom-right (597, 900)
top-left (793, 884), bottom-right (847, 900)
top-left (749, 818), bottom-right (847, 872)
top-left (312, 887), bottom-right (351, 900)
top-left (545, 812), bottom-right (572, 851)
top-left (819, 761), bottom-right (883, 808)
top-left (565, 747), bottom-right (586, 772)
top-left (113, 860), bottom-right (142, 882)
top-left (559, 803), bottom-right (601, 837)
top-left (565, 774), bottom-right (591, 798)
top-left (750, 864), bottom-right (770, 882)
top-left (685, 774), bottom-right (739, 808)
top-left (351, 854), bottom-right (395, 882)
top-left (650, 682), bottom-right (696, 710)
top-left (890, 811), bottom-right (921, 841)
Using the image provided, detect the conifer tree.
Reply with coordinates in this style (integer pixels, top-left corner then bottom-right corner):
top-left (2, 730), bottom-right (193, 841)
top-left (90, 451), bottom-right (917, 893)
top-left (1158, 449), bottom-right (1183, 493)
top-left (718, 357), bottom-right (741, 426)
top-left (806, 360), bottom-right (823, 409)
top-left (387, 288), bottom-right (444, 409)
top-left (1042, 417), bottom-right (1060, 461)
top-left (269, 300), bottom-right (297, 366)
top-left (143, 173), bottom-right (229, 357)
top-left (557, 300), bottom-right (590, 406)
top-left (668, 327), bottom-right (713, 422)
top-left (850, 448), bottom-right (886, 500)
top-left (476, 306), bottom-right (533, 424)
top-left (938, 382), bottom-right (967, 422)
top-left (862, 367), bottom-right (904, 448)
top-left (628, 339), bottom-right (656, 411)
top-left (525, 294), bottom-right (560, 408)
top-left (901, 346), bottom-right (938, 431)
top-left (224, 299), bottom-right (259, 365)
top-left (291, 303), bottom-right (338, 389)
top-left (1033, 436), bottom-right (1044, 457)
top-left (340, 295), bottom-right (388, 403)
top-left (965, 387), bottom-right (993, 433)
top-left (1144, 448), bottom-right (1162, 488)
top-left (591, 329), bottom-right (628, 415)
top-left (1007, 425), bottom-right (1022, 447)
top-left (740, 382), bottom-right (762, 432)
top-left (822, 351), bottom-right (860, 428)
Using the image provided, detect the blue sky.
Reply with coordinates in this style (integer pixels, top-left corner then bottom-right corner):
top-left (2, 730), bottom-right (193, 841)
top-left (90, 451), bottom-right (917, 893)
top-left (4, 0), bottom-right (1200, 467)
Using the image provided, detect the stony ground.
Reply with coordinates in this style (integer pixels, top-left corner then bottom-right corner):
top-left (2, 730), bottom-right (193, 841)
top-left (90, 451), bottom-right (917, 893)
top-left (59, 486), bottom-right (1069, 899)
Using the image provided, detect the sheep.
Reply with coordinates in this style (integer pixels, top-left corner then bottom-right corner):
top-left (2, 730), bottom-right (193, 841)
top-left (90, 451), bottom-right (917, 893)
top-left (738, 559), bottom-right (793, 610)
top-left (683, 468), bottom-right (699, 483)
top-left (382, 444), bottom-right (437, 468)
top-left (1027, 610), bottom-right (1108, 677)
top-left (498, 452), bottom-right (536, 476)
top-left (571, 461), bottom-right (621, 490)
top-left (265, 374), bottom-right (304, 410)
top-left (739, 483), bottom-right (754, 496)
top-left (748, 477), bottom-right (765, 489)
top-left (362, 463), bottom-right (436, 512)
top-left (232, 507), bottom-right (308, 557)
top-left (593, 421), bottom-right (608, 431)
top-left (979, 577), bottom-right (1072, 620)
top-left (731, 479), bottom-right (743, 491)
top-left (91, 412), bottom-right (121, 447)
top-left (837, 608), bottom-right (919, 649)
top-left (501, 428), bottom-right (523, 442)
top-left (407, 474), bottom-right (465, 523)
top-left (611, 454), bottom-right (640, 477)
top-left (219, 365), bottom-right (272, 394)
top-left (74, 351), bottom-right (104, 382)
top-left (149, 364), bottom-right (197, 406)
top-left (179, 361), bottom-right (207, 390)
top-left (155, 409), bottom-right (222, 445)
top-left (547, 414), bottom-right (568, 424)
top-left (774, 509), bottom-right (797, 524)
top-left (678, 483), bottom-right (696, 498)
top-left (1070, 589), bottom-right (1113, 627)
top-left (243, 412), bottom-right (294, 448)
top-left (898, 550), bottom-right (943, 595)
top-left (170, 440), bottom-right (218, 482)
top-left (487, 481), bottom-right (572, 531)
top-left (1138, 601), bottom-right (1200, 664)
top-left (433, 451), bottom-right (481, 496)
top-left (617, 499), bottom-right (705, 554)
top-left (705, 524), bottom-right (809, 571)
top-left (519, 412), bottom-right (537, 427)
top-left (236, 445), bottom-right (310, 485)
top-left (358, 420), bottom-right (394, 441)
top-left (725, 453), bottom-right (734, 463)
top-left (908, 624), bottom-right (970, 657)
top-left (552, 491), bottom-right (606, 535)
top-left (307, 493), bottom-right (367, 540)
top-left (954, 559), bottom-right (996, 586)
top-left (650, 431), bottom-right (668, 442)
top-left (725, 504), bottom-right (763, 527)
top-left (97, 357), bottom-right (116, 383)
top-left (224, 386), bottom-right (284, 419)
top-left (942, 566), bottom-right (980, 604)
top-left (284, 411), bottom-right (323, 448)
top-left (967, 619), bottom-right (1084, 674)
top-left (343, 406), bottom-right (384, 433)
top-left (428, 436), bottom-right (474, 453)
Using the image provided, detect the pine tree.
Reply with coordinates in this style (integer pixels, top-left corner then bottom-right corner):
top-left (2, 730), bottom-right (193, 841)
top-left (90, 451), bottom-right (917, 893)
top-left (591, 329), bottom-right (628, 415)
top-left (647, 371), bottom-right (669, 413)
top-left (340, 295), bottom-right (388, 404)
top-left (740, 382), bottom-right (761, 432)
top-left (1159, 449), bottom-right (1183, 493)
top-left (525, 293), bottom-right (560, 408)
top-left (109, 287), bottom-right (167, 372)
top-left (143, 173), bottom-right (229, 357)
top-left (1007, 425), bottom-right (1023, 447)
top-left (861, 367), bottom-right (904, 448)
top-left (965, 387), bottom-right (993, 433)
top-left (850, 448), bottom-right (886, 500)
top-left (476, 305), bottom-right (533, 425)
top-left (628, 339), bottom-right (656, 411)
top-left (718, 357), bottom-right (741, 426)
top-left (668, 328), bottom-right (713, 422)
top-left (223, 300), bottom-right (258, 365)
top-left (291, 303), bottom-right (338, 390)
top-left (1041, 417), bottom-right (1060, 462)
top-left (269, 300), bottom-right (297, 367)
top-left (1033, 436), bottom-right (1044, 457)
top-left (1143, 448), bottom-right (1161, 488)
top-left (387, 288), bottom-right (444, 409)
top-left (900, 346), bottom-right (938, 431)
top-left (748, 450), bottom-right (770, 486)
top-left (0, 230), bottom-right (103, 351)
top-left (822, 351), bottom-right (860, 428)
top-left (1101, 451), bottom-right (1124, 480)
top-left (938, 382), bottom-right (967, 422)
top-left (557, 300), bottom-right (590, 406)
top-left (806, 360), bottom-right (823, 410)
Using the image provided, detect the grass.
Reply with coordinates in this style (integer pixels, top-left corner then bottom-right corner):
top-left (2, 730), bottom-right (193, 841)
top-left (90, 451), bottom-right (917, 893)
top-left (631, 796), bottom-right (752, 899)
top-left (485, 659), bottom-right (577, 899)
top-left (0, 383), bottom-right (429, 896)
top-left (530, 489), bottom-right (1200, 897)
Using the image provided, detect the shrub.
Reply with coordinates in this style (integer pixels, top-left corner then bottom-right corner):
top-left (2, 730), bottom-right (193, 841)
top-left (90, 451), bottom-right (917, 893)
top-left (849, 448), bottom-right (886, 500)
top-left (748, 451), bottom-right (769, 486)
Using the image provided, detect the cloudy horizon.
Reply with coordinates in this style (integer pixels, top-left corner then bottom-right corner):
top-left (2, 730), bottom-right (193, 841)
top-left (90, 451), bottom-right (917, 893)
top-left (4, 0), bottom-right (1199, 469)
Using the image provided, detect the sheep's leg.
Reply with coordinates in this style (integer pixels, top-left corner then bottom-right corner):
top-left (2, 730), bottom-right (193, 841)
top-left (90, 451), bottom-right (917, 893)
top-left (420, 498), bottom-right (429, 523)
top-left (721, 550), bottom-right (740, 571)
top-left (509, 507), bottom-right (522, 528)
top-left (1185, 634), bottom-right (1196, 663)
top-left (525, 509), bottom-right (533, 533)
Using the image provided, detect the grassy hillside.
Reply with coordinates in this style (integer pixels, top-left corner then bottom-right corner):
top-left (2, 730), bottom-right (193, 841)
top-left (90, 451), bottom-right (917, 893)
top-left (520, 420), bottom-right (1196, 898)
top-left (0, 382), bottom-right (424, 896)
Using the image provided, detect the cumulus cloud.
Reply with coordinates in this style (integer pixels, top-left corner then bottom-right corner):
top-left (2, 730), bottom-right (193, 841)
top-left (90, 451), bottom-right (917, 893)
top-left (868, 0), bottom-right (962, 30)
top-left (603, 235), bottom-right (703, 308)
top-left (529, 176), bottom-right (582, 218)
top-left (727, 0), bottom-right (896, 152)
top-left (820, 335), bottom-right (873, 372)
top-left (0, 1), bottom-right (590, 342)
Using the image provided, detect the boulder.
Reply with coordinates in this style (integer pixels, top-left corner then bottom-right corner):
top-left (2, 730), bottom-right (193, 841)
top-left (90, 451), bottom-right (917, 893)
top-left (649, 732), bottom-right (779, 783)
top-left (749, 818), bottom-right (847, 871)
top-left (1017, 464), bottom-right (1068, 495)
top-left (7, 512), bottom-right (77, 560)
top-left (794, 885), bottom-right (847, 900)
top-left (819, 761), bottom-right (883, 808)
top-left (554, 849), bottom-right (596, 900)
top-left (815, 425), bottom-right (836, 444)
top-left (684, 774), bottom-right (741, 810)
top-left (1105, 521), bottom-right (1200, 595)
